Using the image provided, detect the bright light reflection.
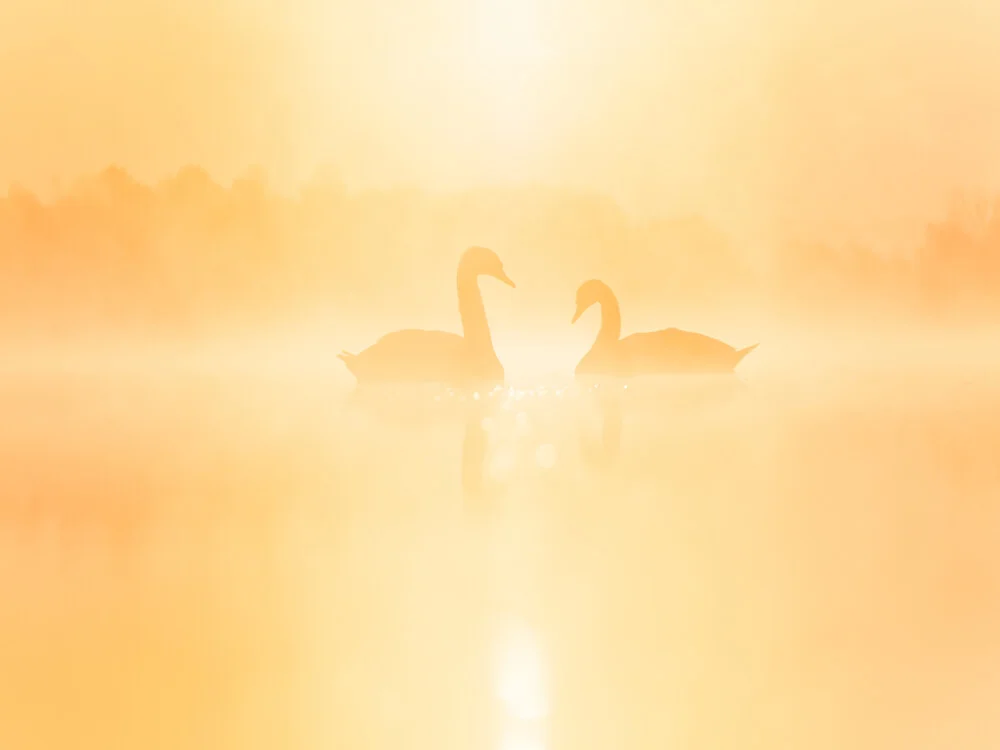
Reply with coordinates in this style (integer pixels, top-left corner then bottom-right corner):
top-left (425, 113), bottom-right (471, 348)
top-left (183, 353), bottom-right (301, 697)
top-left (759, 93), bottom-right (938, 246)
top-left (500, 728), bottom-right (546, 750)
top-left (494, 622), bottom-right (549, 721)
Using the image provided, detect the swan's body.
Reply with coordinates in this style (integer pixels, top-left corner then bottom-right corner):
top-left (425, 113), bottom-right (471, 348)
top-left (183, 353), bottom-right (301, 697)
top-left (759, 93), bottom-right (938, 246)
top-left (339, 330), bottom-right (500, 384)
top-left (338, 247), bottom-right (515, 385)
top-left (572, 280), bottom-right (757, 376)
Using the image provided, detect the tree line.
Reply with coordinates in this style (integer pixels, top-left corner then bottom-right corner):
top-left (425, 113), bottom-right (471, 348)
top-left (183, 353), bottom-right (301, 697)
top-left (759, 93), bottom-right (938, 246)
top-left (2, 166), bottom-right (998, 335)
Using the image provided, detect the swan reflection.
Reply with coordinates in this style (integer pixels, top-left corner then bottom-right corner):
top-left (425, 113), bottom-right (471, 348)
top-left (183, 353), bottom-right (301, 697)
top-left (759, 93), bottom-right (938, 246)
top-left (577, 373), bottom-right (751, 468)
top-left (462, 398), bottom-right (489, 505)
top-left (342, 381), bottom-right (505, 510)
top-left (343, 372), bottom-right (754, 518)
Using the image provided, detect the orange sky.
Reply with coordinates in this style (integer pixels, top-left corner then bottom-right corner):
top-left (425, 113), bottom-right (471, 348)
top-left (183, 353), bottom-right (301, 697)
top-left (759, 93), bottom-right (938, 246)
top-left (2, 0), bottom-right (1000, 250)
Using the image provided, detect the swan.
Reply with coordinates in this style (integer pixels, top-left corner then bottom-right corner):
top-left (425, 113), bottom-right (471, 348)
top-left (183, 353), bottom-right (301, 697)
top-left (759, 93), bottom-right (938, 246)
top-left (338, 246), bottom-right (515, 385)
top-left (571, 279), bottom-right (757, 376)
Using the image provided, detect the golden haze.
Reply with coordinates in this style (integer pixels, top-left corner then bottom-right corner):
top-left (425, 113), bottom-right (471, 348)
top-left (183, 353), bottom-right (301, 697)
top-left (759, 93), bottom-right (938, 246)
top-left (3, 0), bottom-right (1000, 247)
top-left (3, 1), bottom-right (1000, 750)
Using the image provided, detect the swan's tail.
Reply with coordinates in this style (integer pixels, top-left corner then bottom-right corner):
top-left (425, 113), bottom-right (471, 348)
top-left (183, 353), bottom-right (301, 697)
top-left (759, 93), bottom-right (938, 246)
top-left (732, 343), bottom-right (759, 368)
top-left (337, 350), bottom-right (360, 378)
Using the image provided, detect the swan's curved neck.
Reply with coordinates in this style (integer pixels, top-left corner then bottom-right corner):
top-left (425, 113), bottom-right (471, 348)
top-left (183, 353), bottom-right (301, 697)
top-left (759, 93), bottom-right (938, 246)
top-left (457, 268), bottom-right (494, 351)
top-left (596, 291), bottom-right (622, 343)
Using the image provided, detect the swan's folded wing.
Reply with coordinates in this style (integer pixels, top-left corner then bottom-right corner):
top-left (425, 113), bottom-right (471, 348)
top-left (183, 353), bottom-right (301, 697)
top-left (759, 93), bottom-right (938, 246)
top-left (372, 329), bottom-right (465, 356)
top-left (351, 329), bottom-right (467, 381)
top-left (622, 328), bottom-right (737, 369)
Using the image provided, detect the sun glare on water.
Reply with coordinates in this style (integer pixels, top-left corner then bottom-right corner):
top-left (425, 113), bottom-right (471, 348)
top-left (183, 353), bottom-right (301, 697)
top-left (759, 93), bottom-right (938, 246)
top-left (500, 728), bottom-right (547, 750)
top-left (494, 621), bottom-right (550, 722)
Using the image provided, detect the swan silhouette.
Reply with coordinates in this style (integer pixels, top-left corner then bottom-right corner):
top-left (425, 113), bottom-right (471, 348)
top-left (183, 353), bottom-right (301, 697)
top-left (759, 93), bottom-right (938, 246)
top-left (338, 247), bottom-right (515, 385)
top-left (572, 279), bottom-right (757, 376)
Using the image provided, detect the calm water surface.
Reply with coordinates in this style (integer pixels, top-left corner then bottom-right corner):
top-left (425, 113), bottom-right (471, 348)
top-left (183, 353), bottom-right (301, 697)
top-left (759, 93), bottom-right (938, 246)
top-left (2, 364), bottom-right (1000, 749)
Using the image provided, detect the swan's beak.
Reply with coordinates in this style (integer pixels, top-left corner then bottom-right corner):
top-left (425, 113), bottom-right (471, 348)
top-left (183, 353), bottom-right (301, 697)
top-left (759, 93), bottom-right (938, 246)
top-left (497, 270), bottom-right (516, 288)
top-left (571, 307), bottom-right (583, 324)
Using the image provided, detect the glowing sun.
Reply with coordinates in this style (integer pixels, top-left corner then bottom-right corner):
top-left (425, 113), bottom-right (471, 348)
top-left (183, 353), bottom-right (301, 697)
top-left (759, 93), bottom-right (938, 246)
top-left (473, 0), bottom-right (549, 65)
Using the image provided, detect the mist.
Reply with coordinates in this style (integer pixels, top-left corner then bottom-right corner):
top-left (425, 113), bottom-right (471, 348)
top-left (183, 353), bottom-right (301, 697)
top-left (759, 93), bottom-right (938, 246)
top-left (4, 1), bottom-right (1000, 749)
top-left (4, 0), bottom-right (1000, 250)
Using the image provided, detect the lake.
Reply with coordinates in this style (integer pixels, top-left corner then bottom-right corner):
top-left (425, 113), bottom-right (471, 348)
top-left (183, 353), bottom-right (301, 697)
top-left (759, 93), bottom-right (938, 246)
top-left (2, 356), bottom-right (1000, 750)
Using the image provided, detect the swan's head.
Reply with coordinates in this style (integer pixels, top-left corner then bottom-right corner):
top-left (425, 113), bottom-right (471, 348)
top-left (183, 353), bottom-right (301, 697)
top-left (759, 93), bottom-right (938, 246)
top-left (572, 279), bottom-right (612, 323)
top-left (461, 246), bottom-right (516, 287)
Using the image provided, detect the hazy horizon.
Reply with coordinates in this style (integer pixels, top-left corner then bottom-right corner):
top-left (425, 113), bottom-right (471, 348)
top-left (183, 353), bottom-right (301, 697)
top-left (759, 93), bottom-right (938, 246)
top-left (5, 0), bottom-right (1000, 251)
top-left (5, 2), bottom-right (1000, 749)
